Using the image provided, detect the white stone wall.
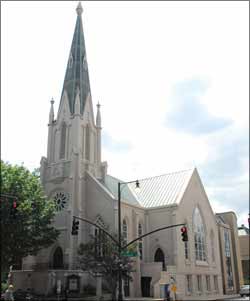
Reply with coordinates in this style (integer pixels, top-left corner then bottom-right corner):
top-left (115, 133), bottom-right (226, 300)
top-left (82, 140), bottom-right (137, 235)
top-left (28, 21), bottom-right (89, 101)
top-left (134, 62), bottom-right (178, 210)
top-left (173, 169), bottom-right (223, 300)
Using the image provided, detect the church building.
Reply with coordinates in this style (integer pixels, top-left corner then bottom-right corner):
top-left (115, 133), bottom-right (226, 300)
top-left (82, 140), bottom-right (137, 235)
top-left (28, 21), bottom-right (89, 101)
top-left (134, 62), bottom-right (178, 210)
top-left (13, 3), bottom-right (242, 300)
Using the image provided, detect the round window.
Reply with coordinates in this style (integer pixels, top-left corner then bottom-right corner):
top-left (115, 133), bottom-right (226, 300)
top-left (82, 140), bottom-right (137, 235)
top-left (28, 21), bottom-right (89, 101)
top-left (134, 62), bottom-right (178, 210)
top-left (53, 191), bottom-right (69, 211)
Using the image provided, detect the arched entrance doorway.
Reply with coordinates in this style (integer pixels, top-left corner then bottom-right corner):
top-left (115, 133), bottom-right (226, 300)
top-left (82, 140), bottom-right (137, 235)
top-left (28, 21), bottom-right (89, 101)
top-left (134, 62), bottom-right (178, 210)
top-left (52, 247), bottom-right (64, 269)
top-left (154, 248), bottom-right (166, 271)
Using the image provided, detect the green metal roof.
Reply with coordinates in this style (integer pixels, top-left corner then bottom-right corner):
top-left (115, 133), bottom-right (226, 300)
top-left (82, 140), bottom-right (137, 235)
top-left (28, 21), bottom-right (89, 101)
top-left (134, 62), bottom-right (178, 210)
top-left (103, 175), bottom-right (142, 207)
top-left (103, 169), bottom-right (194, 209)
top-left (129, 169), bottom-right (194, 208)
top-left (59, 2), bottom-right (91, 115)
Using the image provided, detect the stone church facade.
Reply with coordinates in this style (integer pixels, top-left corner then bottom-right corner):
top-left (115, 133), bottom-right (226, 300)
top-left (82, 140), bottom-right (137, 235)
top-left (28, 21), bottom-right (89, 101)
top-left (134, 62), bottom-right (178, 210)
top-left (13, 3), bottom-right (242, 300)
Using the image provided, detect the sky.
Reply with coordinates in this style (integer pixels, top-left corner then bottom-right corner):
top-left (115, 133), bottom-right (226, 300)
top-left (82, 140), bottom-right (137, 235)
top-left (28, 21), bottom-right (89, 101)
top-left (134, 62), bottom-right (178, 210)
top-left (2, 1), bottom-right (249, 226)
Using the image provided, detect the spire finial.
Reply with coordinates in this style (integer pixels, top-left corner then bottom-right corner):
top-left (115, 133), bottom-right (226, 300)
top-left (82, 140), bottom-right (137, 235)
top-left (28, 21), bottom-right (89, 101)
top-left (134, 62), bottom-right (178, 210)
top-left (97, 101), bottom-right (101, 109)
top-left (76, 2), bottom-right (83, 16)
top-left (50, 97), bottom-right (54, 105)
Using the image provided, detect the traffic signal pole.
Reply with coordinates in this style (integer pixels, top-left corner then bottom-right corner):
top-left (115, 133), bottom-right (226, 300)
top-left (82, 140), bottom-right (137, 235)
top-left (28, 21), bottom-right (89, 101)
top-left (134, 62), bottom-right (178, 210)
top-left (72, 215), bottom-right (187, 301)
top-left (123, 223), bottom-right (186, 250)
top-left (118, 182), bottom-right (122, 301)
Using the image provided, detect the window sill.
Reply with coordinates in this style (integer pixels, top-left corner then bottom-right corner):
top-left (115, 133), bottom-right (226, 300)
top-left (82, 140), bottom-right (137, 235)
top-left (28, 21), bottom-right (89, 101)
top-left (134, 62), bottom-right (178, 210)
top-left (195, 260), bottom-right (208, 266)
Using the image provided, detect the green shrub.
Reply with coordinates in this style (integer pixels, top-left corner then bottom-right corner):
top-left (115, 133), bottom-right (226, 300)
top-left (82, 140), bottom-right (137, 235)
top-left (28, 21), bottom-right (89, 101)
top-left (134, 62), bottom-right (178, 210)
top-left (1, 282), bottom-right (8, 294)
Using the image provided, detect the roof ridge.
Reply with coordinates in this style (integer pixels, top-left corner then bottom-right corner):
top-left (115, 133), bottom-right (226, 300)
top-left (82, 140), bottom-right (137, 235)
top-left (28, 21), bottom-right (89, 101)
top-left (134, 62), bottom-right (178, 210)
top-left (137, 168), bottom-right (194, 182)
top-left (107, 168), bottom-right (194, 184)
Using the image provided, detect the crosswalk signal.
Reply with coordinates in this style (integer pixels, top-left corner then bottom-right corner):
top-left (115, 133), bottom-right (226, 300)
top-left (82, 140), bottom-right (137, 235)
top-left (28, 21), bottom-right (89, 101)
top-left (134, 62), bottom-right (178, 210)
top-left (181, 226), bottom-right (188, 242)
top-left (71, 218), bottom-right (79, 235)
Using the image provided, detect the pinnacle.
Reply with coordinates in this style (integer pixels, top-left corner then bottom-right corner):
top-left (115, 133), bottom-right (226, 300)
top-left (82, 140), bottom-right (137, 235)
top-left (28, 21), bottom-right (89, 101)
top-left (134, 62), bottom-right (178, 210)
top-left (76, 2), bottom-right (83, 16)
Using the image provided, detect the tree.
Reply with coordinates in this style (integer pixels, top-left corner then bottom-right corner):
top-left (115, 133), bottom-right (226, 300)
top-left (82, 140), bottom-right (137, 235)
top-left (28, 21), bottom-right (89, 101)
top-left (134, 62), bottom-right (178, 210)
top-left (77, 231), bottom-right (136, 301)
top-left (0, 161), bottom-right (59, 271)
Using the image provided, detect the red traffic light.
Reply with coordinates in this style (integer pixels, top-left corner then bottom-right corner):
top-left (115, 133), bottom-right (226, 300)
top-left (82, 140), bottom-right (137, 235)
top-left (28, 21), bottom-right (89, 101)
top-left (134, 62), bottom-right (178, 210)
top-left (13, 201), bottom-right (17, 208)
top-left (181, 226), bottom-right (187, 233)
top-left (181, 226), bottom-right (188, 241)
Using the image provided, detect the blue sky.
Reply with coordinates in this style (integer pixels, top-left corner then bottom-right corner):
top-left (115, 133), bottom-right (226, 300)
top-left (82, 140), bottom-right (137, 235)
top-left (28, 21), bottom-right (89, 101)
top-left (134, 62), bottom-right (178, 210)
top-left (166, 79), bottom-right (233, 134)
top-left (2, 1), bottom-right (249, 226)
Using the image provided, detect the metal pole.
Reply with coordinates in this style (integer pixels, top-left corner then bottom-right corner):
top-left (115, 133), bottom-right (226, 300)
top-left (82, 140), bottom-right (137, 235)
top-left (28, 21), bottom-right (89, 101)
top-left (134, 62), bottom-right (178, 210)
top-left (118, 182), bottom-right (123, 301)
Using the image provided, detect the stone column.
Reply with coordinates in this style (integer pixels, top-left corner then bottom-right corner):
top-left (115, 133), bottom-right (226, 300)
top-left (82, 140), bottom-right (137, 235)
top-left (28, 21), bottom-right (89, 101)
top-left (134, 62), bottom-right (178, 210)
top-left (79, 272), bottom-right (85, 294)
top-left (96, 275), bottom-right (102, 298)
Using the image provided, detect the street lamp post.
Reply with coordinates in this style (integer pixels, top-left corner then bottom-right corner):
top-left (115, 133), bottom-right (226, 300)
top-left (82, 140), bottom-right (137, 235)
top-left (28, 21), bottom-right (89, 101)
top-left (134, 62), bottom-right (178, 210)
top-left (117, 180), bottom-right (139, 301)
top-left (118, 182), bottom-right (122, 301)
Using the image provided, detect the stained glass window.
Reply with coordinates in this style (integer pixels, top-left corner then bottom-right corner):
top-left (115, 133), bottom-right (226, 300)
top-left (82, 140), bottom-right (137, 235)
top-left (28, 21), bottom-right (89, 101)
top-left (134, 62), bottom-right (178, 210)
top-left (193, 207), bottom-right (206, 261)
top-left (224, 230), bottom-right (234, 289)
top-left (138, 223), bottom-right (143, 260)
top-left (60, 122), bottom-right (67, 159)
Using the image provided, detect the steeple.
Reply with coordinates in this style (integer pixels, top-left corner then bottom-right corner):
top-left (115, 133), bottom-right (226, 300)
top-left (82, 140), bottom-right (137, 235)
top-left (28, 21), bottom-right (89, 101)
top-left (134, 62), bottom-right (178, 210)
top-left (59, 2), bottom-right (91, 115)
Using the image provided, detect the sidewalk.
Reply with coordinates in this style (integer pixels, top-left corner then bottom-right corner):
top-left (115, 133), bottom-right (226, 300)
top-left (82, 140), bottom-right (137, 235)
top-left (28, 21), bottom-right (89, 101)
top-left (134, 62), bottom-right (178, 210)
top-left (124, 298), bottom-right (164, 301)
top-left (216, 294), bottom-right (240, 300)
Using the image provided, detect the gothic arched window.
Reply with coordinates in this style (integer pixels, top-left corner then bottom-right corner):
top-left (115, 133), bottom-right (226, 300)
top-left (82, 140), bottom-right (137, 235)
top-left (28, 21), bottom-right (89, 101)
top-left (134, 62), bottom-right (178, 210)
top-left (59, 122), bottom-right (67, 159)
top-left (85, 124), bottom-right (90, 161)
top-left (193, 207), bottom-right (206, 261)
top-left (184, 224), bottom-right (189, 260)
top-left (154, 248), bottom-right (166, 270)
top-left (123, 219), bottom-right (128, 246)
top-left (224, 229), bottom-right (234, 288)
top-left (138, 223), bottom-right (143, 260)
top-left (94, 215), bottom-right (107, 257)
top-left (82, 127), bottom-right (85, 158)
top-left (53, 247), bottom-right (64, 269)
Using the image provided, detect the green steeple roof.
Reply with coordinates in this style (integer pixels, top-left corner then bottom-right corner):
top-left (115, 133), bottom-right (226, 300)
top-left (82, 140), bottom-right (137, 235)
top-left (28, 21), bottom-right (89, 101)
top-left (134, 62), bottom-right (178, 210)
top-left (60, 2), bottom-right (91, 115)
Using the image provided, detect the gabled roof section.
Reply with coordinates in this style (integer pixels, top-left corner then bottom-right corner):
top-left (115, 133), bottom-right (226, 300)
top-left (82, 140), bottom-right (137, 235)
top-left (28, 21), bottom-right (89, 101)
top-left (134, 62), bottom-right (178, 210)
top-left (103, 175), bottom-right (142, 207)
top-left (59, 2), bottom-right (91, 115)
top-left (103, 169), bottom-right (194, 209)
top-left (129, 169), bottom-right (194, 208)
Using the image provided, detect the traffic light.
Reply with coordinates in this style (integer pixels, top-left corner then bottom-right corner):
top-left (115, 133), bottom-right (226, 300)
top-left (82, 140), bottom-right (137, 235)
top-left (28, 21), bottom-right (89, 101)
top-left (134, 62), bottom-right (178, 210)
top-left (181, 226), bottom-right (188, 242)
top-left (71, 218), bottom-right (79, 235)
top-left (10, 200), bottom-right (18, 219)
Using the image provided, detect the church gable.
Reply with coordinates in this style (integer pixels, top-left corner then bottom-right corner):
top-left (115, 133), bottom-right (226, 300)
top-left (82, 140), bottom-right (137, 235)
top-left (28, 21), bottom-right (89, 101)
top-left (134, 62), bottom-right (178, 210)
top-left (177, 168), bottom-right (217, 226)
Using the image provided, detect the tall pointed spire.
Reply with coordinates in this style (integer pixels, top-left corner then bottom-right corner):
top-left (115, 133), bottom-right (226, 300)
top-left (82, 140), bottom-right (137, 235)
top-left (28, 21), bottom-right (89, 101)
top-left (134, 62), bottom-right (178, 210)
top-left (59, 2), bottom-right (91, 115)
